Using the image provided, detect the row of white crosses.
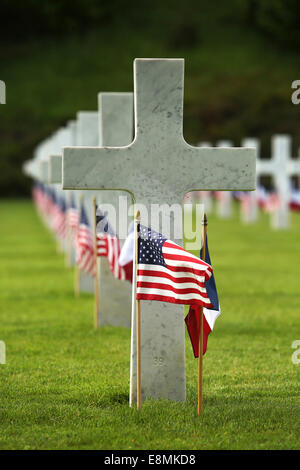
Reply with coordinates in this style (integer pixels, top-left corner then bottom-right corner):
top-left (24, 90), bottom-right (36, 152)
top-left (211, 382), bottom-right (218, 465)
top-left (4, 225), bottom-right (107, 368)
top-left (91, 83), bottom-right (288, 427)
top-left (62, 58), bottom-right (256, 404)
top-left (254, 135), bottom-right (300, 230)
top-left (24, 96), bottom-right (135, 326)
top-left (198, 135), bottom-right (300, 230)
top-left (23, 115), bottom-right (96, 292)
top-left (50, 96), bottom-right (134, 327)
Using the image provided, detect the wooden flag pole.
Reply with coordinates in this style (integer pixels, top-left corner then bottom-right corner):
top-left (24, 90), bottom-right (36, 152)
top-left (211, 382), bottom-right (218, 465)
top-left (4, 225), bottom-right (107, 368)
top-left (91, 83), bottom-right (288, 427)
top-left (198, 213), bottom-right (207, 416)
top-left (135, 210), bottom-right (142, 411)
top-left (93, 196), bottom-right (100, 329)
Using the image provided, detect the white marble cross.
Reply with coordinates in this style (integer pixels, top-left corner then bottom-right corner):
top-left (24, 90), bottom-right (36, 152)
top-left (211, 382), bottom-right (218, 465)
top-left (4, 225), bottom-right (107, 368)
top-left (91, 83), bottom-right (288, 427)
top-left (75, 111), bottom-right (100, 293)
top-left (48, 121), bottom-right (78, 264)
top-left (216, 140), bottom-right (234, 218)
top-left (0, 80), bottom-right (6, 104)
top-left (43, 112), bottom-right (99, 292)
top-left (63, 58), bottom-right (256, 404)
top-left (241, 138), bottom-right (260, 224)
top-left (257, 135), bottom-right (298, 229)
top-left (49, 100), bottom-right (134, 304)
top-left (96, 92), bottom-right (134, 328)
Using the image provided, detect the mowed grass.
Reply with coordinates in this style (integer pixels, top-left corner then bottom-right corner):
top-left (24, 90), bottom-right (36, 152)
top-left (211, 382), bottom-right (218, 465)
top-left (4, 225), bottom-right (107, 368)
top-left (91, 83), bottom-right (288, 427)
top-left (0, 199), bottom-right (299, 450)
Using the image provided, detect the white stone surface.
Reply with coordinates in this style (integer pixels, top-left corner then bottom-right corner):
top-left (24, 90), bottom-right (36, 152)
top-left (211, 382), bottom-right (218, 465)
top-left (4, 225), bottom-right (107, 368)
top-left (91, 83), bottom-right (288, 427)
top-left (49, 155), bottom-right (62, 184)
top-left (96, 93), bottom-right (134, 328)
top-left (241, 138), bottom-right (260, 224)
top-left (0, 80), bottom-right (5, 104)
top-left (76, 112), bottom-right (100, 293)
top-left (63, 58), bottom-right (256, 404)
top-left (216, 140), bottom-right (234, 218)
top-left (196, 142), bottom-right (213, 213)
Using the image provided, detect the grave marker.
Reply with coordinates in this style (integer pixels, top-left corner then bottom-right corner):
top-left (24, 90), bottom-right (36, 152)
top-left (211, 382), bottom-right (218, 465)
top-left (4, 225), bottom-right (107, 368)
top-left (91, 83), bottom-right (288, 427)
top-left (63, 58), bottom-right (256, 404)
top-left (96, 92), bottom-right (134, 328)
top-left (216, 140), bottom-right (233, 218)
top-left (241, 138), bottom-right (260, 224)
top-left (75, 111), bottom-right (99, 293)
top-left (257, 135), bottom-right (298, 229)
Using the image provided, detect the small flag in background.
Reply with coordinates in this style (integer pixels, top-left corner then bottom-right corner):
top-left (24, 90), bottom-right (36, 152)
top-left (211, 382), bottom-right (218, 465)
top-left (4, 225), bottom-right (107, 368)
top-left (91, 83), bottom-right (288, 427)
top-left (257, 186), bottom-right (282, 213)
top-left (240, 192), bottom-right (251, 218)
top-left (76, 204), bottom-right (94, 276)
top-left (264, 192), bottom-right (282, 213)
top-left (67, 194), bottom-right (79, 230)
top-left (136, 225), bottom-right (213, 306)
top-left (95, 207), bottom-right (128, 281)
top-left (52, 195), bottom-right (67, 239)
top-left (185, 237), bottom-right (221, 357)
top-left (67, 194), bottom-right (79, 247)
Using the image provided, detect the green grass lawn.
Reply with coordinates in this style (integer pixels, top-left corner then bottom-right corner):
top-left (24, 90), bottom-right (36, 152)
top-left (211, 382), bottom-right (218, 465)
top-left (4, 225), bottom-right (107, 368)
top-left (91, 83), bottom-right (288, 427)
top-left (0, 199), bottom-right (299, 450)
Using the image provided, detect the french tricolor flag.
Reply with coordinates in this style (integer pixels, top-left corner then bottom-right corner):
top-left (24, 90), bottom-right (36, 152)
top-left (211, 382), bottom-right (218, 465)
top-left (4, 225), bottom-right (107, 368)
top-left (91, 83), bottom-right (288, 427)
top-left (118, 222), bottom-right (135, 283)
top-left (185, 237), bottom-right (221, 356)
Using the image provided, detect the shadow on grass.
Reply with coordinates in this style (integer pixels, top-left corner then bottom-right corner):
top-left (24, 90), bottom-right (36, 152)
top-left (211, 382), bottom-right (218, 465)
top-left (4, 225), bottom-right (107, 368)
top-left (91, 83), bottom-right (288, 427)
top-left (96, 392), bottom-right (129, 408)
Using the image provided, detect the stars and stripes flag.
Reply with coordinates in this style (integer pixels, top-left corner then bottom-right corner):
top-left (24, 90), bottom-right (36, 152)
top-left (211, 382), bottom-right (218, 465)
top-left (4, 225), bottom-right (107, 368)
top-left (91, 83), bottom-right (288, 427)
top-left (76, 204), bottom-right (95, 276)
top-left (264, 191), bottom-right (282, 213)
top-left (95, 207), bottom-right (130, 281)
top-left (46, 187), bottom-right (58, 230)
top-left (185, 236), bottom-right (221, 356)
top-left (33, 183), bottom-right (54, 223)
top-left (32, 182), bottom-right (44, 213)
top-left (67, 194), bottom-right (79, 244)
top-left (136, 225), bottom-right (214, 307)
top-left (257, 186), bottom-right (282, 213)
top-left (52, 194), bottom-right (67, 239)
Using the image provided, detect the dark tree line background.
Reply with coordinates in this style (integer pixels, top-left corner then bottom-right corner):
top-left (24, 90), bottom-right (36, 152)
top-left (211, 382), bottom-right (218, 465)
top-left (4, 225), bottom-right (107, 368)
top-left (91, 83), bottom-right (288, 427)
top-left (0, 0), bottom-right (299, 196)
top-left (1, 0), bottom-right (299, 48)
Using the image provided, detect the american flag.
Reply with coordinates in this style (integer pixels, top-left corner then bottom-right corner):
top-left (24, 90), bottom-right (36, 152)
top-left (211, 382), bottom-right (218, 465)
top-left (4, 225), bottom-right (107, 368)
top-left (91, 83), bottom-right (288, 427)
top-left (52, 195), bottom-right (67, 239)
top-left (264, 191), bottom-right (281, 213)
top-left (95, 207), bottom-right (126, 281)
top-left (257, 186), bottom-right (282, 213)
top-left (47, 188), bottom-right (59, 231)
top-left (185, 236), bottom-right (221, 356)
top-left (33, 182), bottom-right (53, 222)
top-left (76, 204), bottom-right (94, 276)
top-left (32, 182), bottom-right (43, 212)
top-left (67, 194), bottom-right (79, 245)
top-left (136, 225), bottom-right (213, 307)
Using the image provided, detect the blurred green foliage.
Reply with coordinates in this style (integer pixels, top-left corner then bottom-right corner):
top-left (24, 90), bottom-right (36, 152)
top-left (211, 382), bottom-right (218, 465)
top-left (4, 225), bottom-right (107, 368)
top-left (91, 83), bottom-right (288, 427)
top-left (1, 0), bottom-right (299, 48)
top-left (0, 1), bottom-right (299, 196)
top-left (243, 0), bottom-right (300, 49)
